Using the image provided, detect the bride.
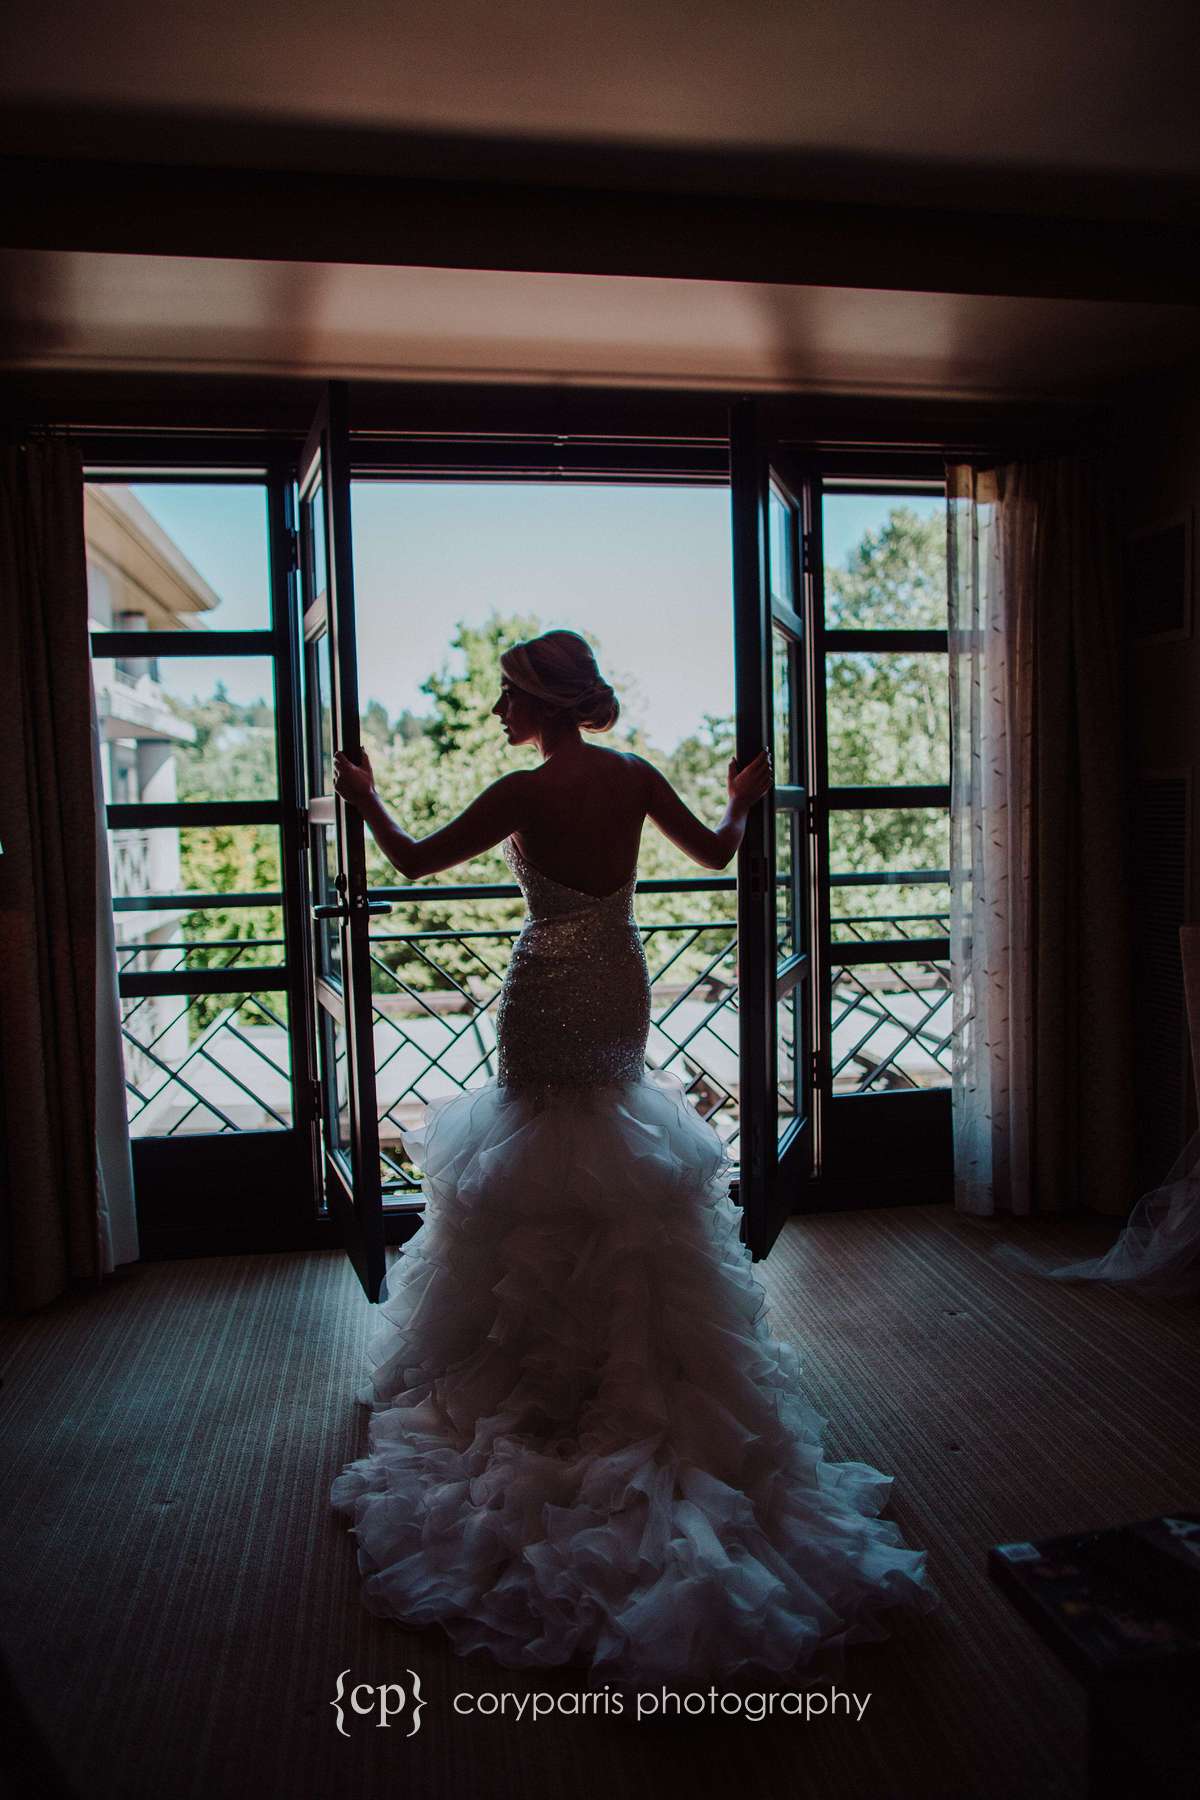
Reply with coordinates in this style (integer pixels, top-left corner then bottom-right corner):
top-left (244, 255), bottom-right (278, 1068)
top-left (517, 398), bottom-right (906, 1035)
top-left (329, 628), bottom-right (938, 1683)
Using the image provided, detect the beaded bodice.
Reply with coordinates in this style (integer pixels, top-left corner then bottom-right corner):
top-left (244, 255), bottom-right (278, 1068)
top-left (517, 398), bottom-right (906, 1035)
top-left (502, 833), bottom-right (637, 918)
top-left (495, 834), bottom-right (650, 1092)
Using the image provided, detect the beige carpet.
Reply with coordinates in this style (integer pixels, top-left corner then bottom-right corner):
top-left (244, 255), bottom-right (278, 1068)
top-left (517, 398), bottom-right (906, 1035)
top-left (1, 1203), bottom-right (1197, 1800)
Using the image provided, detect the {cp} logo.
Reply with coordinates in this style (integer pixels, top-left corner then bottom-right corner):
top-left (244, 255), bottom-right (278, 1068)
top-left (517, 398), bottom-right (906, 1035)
top-left (331, 1669), bottom-right (426, 1738)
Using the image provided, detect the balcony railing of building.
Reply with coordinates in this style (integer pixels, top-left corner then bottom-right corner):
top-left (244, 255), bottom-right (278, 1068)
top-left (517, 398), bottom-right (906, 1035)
top-left (110, 829), bottom-right (152, 899)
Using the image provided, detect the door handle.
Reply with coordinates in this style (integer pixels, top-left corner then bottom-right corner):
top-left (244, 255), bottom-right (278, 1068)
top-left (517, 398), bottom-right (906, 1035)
top-left (311, 898), bottom-right (393, 920)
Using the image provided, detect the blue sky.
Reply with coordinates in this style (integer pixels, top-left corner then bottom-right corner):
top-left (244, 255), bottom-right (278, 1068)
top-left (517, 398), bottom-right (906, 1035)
top-left (124, 482), bottom-right (942, 754)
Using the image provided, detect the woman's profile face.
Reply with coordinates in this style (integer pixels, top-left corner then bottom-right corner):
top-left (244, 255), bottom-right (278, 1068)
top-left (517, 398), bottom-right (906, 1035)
top-left (493, 676), bottom-right (538, 745)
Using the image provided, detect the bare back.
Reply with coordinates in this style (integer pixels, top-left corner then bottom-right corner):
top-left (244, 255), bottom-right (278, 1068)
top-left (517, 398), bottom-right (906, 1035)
top-left (513, 747), bottom-right (647, 898)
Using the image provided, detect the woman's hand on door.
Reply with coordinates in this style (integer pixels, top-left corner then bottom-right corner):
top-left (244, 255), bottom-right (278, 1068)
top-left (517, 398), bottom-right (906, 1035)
top-left (333, 748), bottom-right (377, 810)
top-left (727, 750), bottom-right (773, 814)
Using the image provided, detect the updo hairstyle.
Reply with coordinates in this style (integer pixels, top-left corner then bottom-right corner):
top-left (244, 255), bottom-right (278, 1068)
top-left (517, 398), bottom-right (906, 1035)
top-left (499, 630), bottom-right (620, 733)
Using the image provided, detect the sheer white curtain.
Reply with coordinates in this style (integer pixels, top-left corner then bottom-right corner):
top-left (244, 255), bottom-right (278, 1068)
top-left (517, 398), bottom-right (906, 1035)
top-left (946, 455), bottom-right (1134, 1222)
top-left (947, 465), bottom-right (1037, 1215)
top-left (91, 662), bottom-right (139, 1272)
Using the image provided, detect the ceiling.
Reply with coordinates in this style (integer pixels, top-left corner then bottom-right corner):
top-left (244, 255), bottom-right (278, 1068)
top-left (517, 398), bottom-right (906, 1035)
top-left (2, 0), bottom-right (1199, 401)
top-left (3, 0), bottom-right (1199, 188)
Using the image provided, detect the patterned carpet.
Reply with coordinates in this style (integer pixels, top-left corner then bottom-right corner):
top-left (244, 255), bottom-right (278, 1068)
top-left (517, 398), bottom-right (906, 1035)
top-left (1, 1202), bottom-right (1196, 1800)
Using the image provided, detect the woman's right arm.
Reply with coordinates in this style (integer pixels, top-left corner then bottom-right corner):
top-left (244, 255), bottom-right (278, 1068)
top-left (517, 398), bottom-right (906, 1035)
top-left (631, 751), bottom-right (773, 870)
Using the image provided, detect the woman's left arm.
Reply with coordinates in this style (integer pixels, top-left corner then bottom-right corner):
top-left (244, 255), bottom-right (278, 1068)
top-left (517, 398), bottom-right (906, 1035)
top-left (333, 749), bottom-right (533, 880)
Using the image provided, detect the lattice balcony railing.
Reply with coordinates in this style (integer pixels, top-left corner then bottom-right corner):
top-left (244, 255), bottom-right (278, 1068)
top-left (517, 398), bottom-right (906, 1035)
top-left (111, 875), bottom-right (955, 1146)
top-left (120, 986), bottom-right (292, 1135)
top-left (830, 909), bottom-right (952, 1094)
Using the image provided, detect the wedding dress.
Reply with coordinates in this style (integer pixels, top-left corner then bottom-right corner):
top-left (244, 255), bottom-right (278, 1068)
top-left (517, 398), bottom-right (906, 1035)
top-left (991, 1126), bottom-right (1200, 1298)
top-left (330, 833), bottom-right (939, 1682)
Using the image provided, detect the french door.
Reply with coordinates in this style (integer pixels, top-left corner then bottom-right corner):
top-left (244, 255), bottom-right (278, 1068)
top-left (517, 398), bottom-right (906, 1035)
top-left (297, 384), bottom-right (390, 1302)
top-left (729, 400), bottom-right (824, 1259)
top-left (299, 388), bottom-right (816, 1283)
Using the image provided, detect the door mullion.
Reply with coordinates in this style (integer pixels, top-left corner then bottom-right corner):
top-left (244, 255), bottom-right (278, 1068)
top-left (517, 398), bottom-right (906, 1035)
top-left (269, 463), bottom-right (322, 1152)
top-left (802, 466), bottom-right (832, 1173)
top-left (299, 383), bottom-right (388, 1303)
top-left (729, 398), bottom-right (777, 1257)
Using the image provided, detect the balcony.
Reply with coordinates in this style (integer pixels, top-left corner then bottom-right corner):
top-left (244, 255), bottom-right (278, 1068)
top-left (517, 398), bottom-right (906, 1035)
top-left (93, 665), bottom-right (198, 743)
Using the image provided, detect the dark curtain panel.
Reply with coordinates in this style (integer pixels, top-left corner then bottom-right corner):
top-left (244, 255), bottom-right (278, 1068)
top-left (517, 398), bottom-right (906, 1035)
top-left (1029, 454), bottom-right (1136, 1217)
top-left (0, 438), bottom-right (101, 1313)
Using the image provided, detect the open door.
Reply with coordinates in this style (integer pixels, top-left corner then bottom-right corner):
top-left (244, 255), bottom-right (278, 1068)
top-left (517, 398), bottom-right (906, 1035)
top-left (297, 382), bottom-right (390, 1301)
top-left (729, 400), bottom-right (819, 1258)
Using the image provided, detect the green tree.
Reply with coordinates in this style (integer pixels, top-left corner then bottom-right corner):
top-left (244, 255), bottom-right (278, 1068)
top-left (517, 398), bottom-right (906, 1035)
top-left (826, 506), bottom-right (946, 630)
top-left (361, 698), bottom-right (392, 753)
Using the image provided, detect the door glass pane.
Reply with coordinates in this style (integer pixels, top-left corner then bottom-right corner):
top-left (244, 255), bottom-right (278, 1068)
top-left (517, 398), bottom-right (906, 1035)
top-left (113, 905), bottom-right (284, 979)
top-left (317, 824), bottom-right (343, 984)
top-left (775, 808), bottom-right (795, 956)
top-left (828, 807), bottom-right (949, 891)
top-left (309, 628), bottom-right (335, 792)
top-left (323, 1010), bottom-right (351, 1158)
top-left (90, 468), bottom-right (293, 1148)
top-left (85, 482), bottom-right (271, 631)
top-left (768, 486), bottom-right (793, 606)
top-left (306, 480), bottom-right (329, 603)
top-left (822, 494), bottom-right (947, 629)
top-left (826, 651), bottom-right (949, 786)
top-left (830, 880), bottom-right (950, 943)
top-left (772, 625), bottom-right (795, 783)
top-left (107, 822), bottom-right (281, 906)
top-left (829, 809), bottom-right (949, 941)
top-left (94, 655), bottom-right (279, 801)
top-left (777, 985), bottom-right (798, 1126)
top-left (122, 989), bottom-right (291, 1136)
top-left (831, 960), bottom-right (952, 1093)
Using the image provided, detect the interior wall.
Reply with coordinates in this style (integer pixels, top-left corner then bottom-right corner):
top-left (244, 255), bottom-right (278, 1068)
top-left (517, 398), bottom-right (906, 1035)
top-left (1109, 367), bottom-right (1200, 1183)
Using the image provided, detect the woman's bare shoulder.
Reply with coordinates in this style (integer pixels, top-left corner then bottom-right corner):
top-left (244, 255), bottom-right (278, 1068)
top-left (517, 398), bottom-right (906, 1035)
top-left (610, 747), bottom-right (652, 794)
top-left (620, 749), bottom-right (661, 791)
top-left (531, 744), bottom-right (641, 778)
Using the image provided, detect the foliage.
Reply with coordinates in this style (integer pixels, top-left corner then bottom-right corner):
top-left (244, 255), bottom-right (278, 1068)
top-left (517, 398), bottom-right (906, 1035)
top-left (165, 680), bottom-right (283, 1032)
top-left (826, 506), bottom-right (947, 630)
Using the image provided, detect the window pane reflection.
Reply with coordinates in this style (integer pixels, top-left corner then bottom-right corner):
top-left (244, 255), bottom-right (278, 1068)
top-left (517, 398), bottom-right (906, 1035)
top-left (307, 481), bottom-right (328, 602)
top-left (772, 626), bottom-right (796, 783)
top-left (768, 487), bottom-right (793, 606)
top-left (312, 630), bottom-right (335, 791)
